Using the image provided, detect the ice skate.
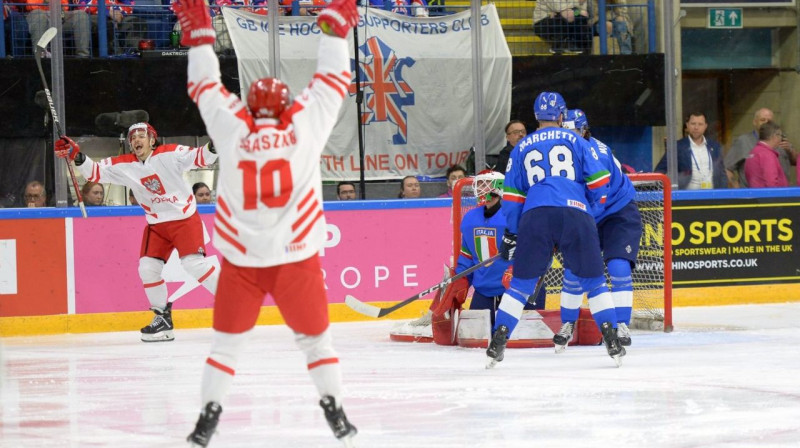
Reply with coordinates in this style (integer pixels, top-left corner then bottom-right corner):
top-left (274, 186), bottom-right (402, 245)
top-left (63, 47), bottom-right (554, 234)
top-left (187, 402), bottom-right (222, 447)
top-left (600, 322), bottom-right (626, 367)
top-left (553, 321), bottom-right (575, 354)
top-left (617, 322), bottom-right (632, 347)
top-left (485, 325), bottom-right (509, 369)
top-left (141, 302), bottom-right (174, 342)
top-left (319, 395), bottom-right (357, 447)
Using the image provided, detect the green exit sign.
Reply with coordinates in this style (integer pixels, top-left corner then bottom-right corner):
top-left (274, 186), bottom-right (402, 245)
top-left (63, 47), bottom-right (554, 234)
top-left (708, 8), bottom-right (743, 29)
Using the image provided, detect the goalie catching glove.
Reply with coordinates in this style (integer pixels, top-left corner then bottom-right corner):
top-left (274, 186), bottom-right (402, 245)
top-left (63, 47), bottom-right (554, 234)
top-left (317, 0), bottom-right (359, 39)
top-left (429, 267), bottom-right (469, 317)
top-left (173, 0), bottom-right (215, 47)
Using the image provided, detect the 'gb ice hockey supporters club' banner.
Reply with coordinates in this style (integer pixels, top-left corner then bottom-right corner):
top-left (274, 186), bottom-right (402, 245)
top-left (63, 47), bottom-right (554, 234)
top-left (223, 5), bottom-right (512, 180)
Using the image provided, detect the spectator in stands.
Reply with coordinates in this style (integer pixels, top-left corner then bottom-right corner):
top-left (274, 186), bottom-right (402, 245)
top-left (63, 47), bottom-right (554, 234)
top-left (82, 182), bottom-right (105, 206)
top-left (655, 111), bottom-right (727, 190)
top-left (192, 182), bottom-right (213, 204)
top-left (280, 0), bottom-right (326, 15)
top-left (337, 181), bottom-right (357, 200)
top-left (438, 165), bottom-right (466, 198)
top-left (494, 120), bottom-right (526, 174)
top-left (744, 121), bottom-right (789, 188)
top-left (24, 0), bottom-right (91, 58)
top-left (590, 0), bottom-right (632, 54)
top-left (78, 0), bottom-right (144, 54)
top-left (362, 0), bottom-right (429, 17)
top-left (533, 0), bottom-right (591, 54)
top-left (724, 108), bottom-right (797, 188)
top-left (22, 180), bottom-right (48, 208)
top-left (398, 175), bottom-right (421, 198)
top-left (128, 189), bottom-right (139, 205)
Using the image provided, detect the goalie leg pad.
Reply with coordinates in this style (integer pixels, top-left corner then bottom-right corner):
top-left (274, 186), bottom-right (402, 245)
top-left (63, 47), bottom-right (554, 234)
top-left (456, 309), bottom-right (492, 348)
top-left (432, 310), bottom-right (458, 346)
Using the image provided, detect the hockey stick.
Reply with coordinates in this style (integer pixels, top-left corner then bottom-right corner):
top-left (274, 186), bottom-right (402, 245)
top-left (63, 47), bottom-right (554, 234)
top-left (35, 27), bottom-right (87, 218)
top-left (345, 254), bottom-right (502, 318)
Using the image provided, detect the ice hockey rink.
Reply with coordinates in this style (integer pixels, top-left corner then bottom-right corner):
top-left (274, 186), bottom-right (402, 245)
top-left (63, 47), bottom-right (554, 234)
top-left (2, 303), bottom-right (800, 448)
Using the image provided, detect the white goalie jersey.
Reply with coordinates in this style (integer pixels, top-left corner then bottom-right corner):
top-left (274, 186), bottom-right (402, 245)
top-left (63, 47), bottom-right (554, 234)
top-left (186, 35), bottom-right (350, 268)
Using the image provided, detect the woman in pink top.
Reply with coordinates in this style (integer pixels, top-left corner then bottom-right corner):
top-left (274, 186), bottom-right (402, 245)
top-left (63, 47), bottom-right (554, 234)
top-left (744, 121), bottom-right (789, 188)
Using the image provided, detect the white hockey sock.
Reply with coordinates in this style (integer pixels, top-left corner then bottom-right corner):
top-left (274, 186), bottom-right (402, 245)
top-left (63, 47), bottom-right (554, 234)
top-left (295, 330), bottom-right (342, 403)
top-left (201, 330), bottom-right (251, 404)
top-left (138, 257), bottom-right (167, 310)
top-left (181, 254), bottom-right (219, 295)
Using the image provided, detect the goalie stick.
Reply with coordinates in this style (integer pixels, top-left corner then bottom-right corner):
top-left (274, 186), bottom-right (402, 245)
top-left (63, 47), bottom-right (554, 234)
top-left (35, 27), bottom-right (87, 218)
top-left (345, 254), bottom-right (502, 318)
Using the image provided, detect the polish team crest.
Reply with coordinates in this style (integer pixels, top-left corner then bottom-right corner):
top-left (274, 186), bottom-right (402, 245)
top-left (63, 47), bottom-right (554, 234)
top-left (141, 174), bottom-right (166, 195)
top-left (350, 36), bottom-right (416, 144)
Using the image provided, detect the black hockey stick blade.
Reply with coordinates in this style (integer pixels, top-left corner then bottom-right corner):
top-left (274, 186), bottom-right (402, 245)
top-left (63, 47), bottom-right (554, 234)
top-left (345, 253), bottom-right (503, 318)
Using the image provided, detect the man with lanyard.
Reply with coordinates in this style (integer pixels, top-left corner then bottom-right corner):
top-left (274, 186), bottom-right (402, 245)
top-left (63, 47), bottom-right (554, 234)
top-left (655, 111), bottom-right (727, 190)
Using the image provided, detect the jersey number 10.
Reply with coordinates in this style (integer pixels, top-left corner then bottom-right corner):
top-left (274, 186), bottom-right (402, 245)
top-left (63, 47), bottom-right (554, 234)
top-left (238, 159), bottom-right (293, 209)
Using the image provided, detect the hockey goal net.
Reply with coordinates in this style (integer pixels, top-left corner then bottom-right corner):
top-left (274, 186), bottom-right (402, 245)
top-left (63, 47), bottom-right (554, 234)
top-left (452, 173), bottom-right (673, 331)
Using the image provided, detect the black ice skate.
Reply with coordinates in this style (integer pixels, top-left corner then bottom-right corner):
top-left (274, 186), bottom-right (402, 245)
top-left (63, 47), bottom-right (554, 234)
top-left (187, 402), bottom-right (222, 447)
top-left (600, 322), bottom-right (626, 367)
top-left (617, 322), bottom-right (632, 346)
top-left (140, 302), bottom-right (174, 342)
top-left (553, 321), bottom-right (575, 354)
top-left (485, 325), bottom-right (509, 369)
top-left (319, 395), bottom-right (357, 447)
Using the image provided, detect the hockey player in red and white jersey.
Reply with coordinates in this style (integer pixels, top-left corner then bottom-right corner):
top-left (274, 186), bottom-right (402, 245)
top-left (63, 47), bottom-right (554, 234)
top-left (174, 0), bottom-right (359, 445)
top-left (54, 123), bottom-right (220, 342)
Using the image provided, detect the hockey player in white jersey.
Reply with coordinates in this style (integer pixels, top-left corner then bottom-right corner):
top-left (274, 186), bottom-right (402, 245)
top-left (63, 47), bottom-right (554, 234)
top-left (174, 0), bottom-right (359, 445)
top-left (54, 123), bottom-right (220, 343)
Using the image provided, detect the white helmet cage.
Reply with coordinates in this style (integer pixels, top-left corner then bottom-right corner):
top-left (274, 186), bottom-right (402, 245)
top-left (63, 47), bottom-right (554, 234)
top-left (473, 171), bottom-right (505, 205)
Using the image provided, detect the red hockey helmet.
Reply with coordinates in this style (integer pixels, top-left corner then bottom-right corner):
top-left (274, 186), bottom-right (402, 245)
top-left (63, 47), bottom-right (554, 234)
top-left (127, 122), bottom-right (159, 145)
top-left (247, 78), bottom-right (292, 119)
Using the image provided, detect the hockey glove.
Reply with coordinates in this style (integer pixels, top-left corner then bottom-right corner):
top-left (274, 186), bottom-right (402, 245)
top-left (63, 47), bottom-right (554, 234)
top-left (55, 136), bottom-right (80, 161)
top-left (430, 267), bottom-right (469, 317)
top-left (501, 266), bottom-right (513, 289)
top-left (500, 230), bottom-right (517, 261)
top-left (174, 0), bottom-right (215, 47)
top-left (317, 0), bottom-right (358, 39)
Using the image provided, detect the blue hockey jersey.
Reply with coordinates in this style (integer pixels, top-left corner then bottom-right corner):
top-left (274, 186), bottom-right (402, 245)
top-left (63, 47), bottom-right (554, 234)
top-left (590, 137), bottom-right (635, 223)
top-left (502, 127), bottom-right (611, 233)
top-left (455, 205), bottom-right (510, 297)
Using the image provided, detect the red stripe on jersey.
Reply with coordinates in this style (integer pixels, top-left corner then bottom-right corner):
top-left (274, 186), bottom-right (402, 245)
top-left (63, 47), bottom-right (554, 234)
top-left (217, 196), bottom-right (232, 218)
top-left (182, 202), bottom-right (191, 214)
top-left (90, 163), bottom-right (100, 182)
top-left (298, 189), bottom-right (315, 211)
top-left (109, 154), bottom-right (139, 165)
top-left (141, 203), bottom-right (152, 212)
top-left (292, 198), bottom-right (319, 232)
top-left (313, 73), bottom-right (346, 98)
top-left (307, 357), bottom-right (339, 370)
top-left (192, 81), bottom-right (217, 104)
top-left (292, 209), bottom-right (323, 244)
top-left (215, 213), bottom-right (238, 236)
top-left (197, 265), bottom-right (216, 283)
top-left (206, 357), bottom-right (235, 376)
top-left (280, 101), bottom-right (306, 127)
top-left (152, 144), bottom-right (183, 157)
top-left (233, 104), bottom-right (256, 133)
top-left (215, 224), bottom-right (246, 254)
top-left (194, 147), bottom-right (205, 167)
top-left (588, 176), bottom-right (611, 189)
top-left (143, 279), bottom-right (165, 288)
top-left (505, 195), bottom-right (526, 204)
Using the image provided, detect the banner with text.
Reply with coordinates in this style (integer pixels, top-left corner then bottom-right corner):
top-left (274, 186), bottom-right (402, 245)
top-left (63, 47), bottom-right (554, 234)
top-left (666, 199), bottom-right (800, 287)
top-left (223, 5), bottom-right (512, 180)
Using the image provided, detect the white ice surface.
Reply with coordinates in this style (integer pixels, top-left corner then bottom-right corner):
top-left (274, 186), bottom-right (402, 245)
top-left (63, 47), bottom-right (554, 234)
top-left (2, 303), bottom-right (800, 447)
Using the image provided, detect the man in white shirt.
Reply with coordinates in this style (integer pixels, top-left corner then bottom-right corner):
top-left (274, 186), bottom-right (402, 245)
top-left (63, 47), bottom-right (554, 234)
top-left (655, 112), bottom-right (727, 190)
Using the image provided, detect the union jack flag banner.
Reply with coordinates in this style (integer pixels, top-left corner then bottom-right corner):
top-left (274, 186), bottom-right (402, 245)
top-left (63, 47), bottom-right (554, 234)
top-left (223, 5), bottom-right (512, 181)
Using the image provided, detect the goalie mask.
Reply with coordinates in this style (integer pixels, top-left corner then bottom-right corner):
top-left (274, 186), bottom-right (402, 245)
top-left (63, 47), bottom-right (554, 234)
top-left (473, 170), bottom-right (504, 206)
top-left (247, 78), bottom-right (292, 119)
top-left (127, 122), bottom-right (159, 147)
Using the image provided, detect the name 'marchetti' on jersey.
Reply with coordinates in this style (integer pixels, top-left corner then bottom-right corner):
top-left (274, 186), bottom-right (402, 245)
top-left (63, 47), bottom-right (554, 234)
top-left (77, 143), bottom-right (218, 224)
top-left (187, 34), bottom-right (351, 268)
top-left (501, 127), bottom-right (611, 233)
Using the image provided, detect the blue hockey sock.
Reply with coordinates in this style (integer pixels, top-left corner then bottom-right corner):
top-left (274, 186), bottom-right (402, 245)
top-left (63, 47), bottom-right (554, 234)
top-left (494, 276), bottom-right (539, 336)
top-left (559, 269), bottom-right (582, 323)
top-left (607, 258), bottom-right (633, 325)
top-left (579, 275), bottom-right (618, 329)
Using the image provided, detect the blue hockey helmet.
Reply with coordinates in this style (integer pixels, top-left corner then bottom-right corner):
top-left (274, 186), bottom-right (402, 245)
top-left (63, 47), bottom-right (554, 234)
top-left (533, 92), bottom-right (566, 122)
top-left (563, 109), bottom-right (589, 133)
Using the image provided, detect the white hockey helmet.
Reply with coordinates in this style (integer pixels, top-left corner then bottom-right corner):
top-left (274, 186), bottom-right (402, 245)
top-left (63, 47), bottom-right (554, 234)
top-left (473, 169), bottom-right (504, 205)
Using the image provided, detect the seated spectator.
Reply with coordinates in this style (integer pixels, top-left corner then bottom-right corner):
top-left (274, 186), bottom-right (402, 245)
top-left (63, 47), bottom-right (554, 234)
top-left (590, 0), bottom-right (632, 54)
top-left (438, 164), bottom-right (466, 198)
top-left (398, 175), bottom-right (421, 198)
top-left (493, 120), bottom-right (526, 174)
top-left (533, 0), bottom-right (591, 54)
top-left (192, 182), bottom-right (213, 204)
top-left (655, 111), bottom-right (727, 190)
top-left (128, 189), bottom-right (139, 205)
top-left (725, 108), bottom-right (797, 188)
top-left (24, 0), bottom-right (91, 57)
top-left (337, 181), bottom-right (357, 200)
top-left (362, 0), bottom-right (429, 17)
top-left (744, 121), bottom-right (789, 188)
top-left (78, 0), bottom-right (144, 54)
top-left (22, 180), bottom-right (48, 208)
top-left (82, 182), bottom-right (105, 206)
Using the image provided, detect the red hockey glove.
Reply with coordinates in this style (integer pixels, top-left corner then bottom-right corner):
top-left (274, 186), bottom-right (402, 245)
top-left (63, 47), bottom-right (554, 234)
top-left (317, 0), bottom-right (358, 39)
top-left (174, 0), bottom-right (215, 47)
top-left (430, 267), bottom-right (469, 317)
top-left (54, 136), bottom-right (80, 161)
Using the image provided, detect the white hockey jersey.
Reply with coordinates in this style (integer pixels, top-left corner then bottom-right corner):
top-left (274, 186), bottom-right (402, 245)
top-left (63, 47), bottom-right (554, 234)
top-left (77, 144), bottom-right (218, 224)
top-left (186, 35), bottom-right (350, 268)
